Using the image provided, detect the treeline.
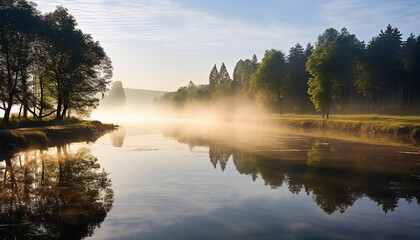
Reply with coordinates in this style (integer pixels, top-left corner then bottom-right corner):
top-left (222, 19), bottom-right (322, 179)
top-left (0, 0), bottom-right (112, 126)
top-left (160, 25), bottom-right (420, 119)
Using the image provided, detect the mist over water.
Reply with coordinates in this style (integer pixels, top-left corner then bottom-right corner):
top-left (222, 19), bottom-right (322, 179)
top-left (92, 122), bottom-right (420, 239)
top-left (91, 89), bottom-right (268, 131)
top-left (4, 101), bottom-right (420, 239)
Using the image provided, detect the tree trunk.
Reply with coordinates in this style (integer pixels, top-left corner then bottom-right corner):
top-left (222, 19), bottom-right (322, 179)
top-left (3, 93), bottom-right (14, 126)
top-left (56, 91), bottom-right (62, 121)
top-left (401, 70), bottom-right (404, 106)
top-left (62, 105), bottom-right (68, 119)
top-left (39, 75), bottom-right (44, 119)
top-left (22, 77), bottom-right (28, 119)
top-left (326, 107), bottom-right (330, 119)
top-left (55, 74), bottom-right (62, 121)
top-left (278, 101), bottom-right (282, 116)
top-left (277, 91), bottom-right (282, 116)
top-left (18, 104), bottom-right (23, 119)
top-left (407, 71), bottom-right (412, 107)
top-left (3, 58), bottom-right (19, 126)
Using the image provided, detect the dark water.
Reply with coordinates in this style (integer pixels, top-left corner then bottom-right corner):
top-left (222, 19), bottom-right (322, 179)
top-left (2, 123), bottom-right (420, 239)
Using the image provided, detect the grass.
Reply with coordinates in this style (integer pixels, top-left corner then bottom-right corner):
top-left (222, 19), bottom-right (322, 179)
top-left (259, 114), bottom-right (420, 139)
top-left (0, 120), bottom-right (116, 150)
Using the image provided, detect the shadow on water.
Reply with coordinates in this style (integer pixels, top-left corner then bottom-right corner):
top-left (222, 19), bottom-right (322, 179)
top-left (162, 124), bottom-right (420, 215)
top-left (0, 145), bottom-right (114, 239)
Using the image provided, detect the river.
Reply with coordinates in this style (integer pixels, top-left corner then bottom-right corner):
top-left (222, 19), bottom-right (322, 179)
top-left (1, 121), bottom-right (420, 239)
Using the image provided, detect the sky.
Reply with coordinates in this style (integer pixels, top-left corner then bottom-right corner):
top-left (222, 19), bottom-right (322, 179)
top-left (33, 0), bottom-right (420, 91)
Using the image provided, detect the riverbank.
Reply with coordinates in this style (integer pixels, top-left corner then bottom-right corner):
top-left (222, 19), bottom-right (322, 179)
top-left (260, 114), bottom-right (420, 139)
top-left (0, 120), bottom-right (117, 150)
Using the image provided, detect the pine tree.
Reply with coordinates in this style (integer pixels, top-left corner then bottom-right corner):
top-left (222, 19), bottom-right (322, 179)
top-left (209, 64), bottom-right (219, 85)
top-left (251, 54), bottom-right (260, 71)
top-left (218, 63), bottom-right (231, 84)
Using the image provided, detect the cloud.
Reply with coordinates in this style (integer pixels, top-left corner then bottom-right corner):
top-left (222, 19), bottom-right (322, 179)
top-left (33, 0), bottom-right (318, 52)
top-left (320, 0), bottom-right (420, 39)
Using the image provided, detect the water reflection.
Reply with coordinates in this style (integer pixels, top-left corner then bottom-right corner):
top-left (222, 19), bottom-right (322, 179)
top-left (110, 128), bottom-right (126, 147)
top-left (0, 145), bottom-right (114, 239)
top-left (163, 126), bottom-right (420, 215)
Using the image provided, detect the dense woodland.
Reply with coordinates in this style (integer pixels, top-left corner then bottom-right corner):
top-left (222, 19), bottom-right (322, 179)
top-left (0, 0), bottom-right (112, 126)
top-left (160, 26), bottom-right (420, 119)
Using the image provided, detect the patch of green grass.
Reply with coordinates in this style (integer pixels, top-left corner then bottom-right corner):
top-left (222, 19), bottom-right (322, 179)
top-left (0, 129), bottom-right (47, 148)
top-left (260, 114), bottom-right (420, 139)
top-left (0, 120), bottom-right (116, 150)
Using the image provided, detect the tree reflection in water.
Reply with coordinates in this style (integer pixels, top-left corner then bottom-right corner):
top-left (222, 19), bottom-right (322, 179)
top-left (110, 128), bottom-right (126, 148)
top-left (164, 127), bottom-right (420, 215)
top-left (0, 145), bottom-right (114, 239)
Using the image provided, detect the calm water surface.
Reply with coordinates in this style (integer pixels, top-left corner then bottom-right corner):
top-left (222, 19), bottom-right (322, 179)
top-left (2, 122), bottom-right (420, 239)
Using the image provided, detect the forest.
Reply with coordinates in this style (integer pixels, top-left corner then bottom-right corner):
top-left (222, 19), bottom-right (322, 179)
top-left (0, 0), bottom-right (112, 126)
top-left (159, 26), bottom-right (420, 119)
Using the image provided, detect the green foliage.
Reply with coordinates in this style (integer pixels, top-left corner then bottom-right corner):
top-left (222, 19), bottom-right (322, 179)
top-left (210, 83), bottom-right (231, 102)
top-left (189, 87), bottom-right (210, 103)
top-left (0, 0), bottom-right (40, 125)
top-left (42, 7), bottom-right (112, 119)
top-left (171, 86), bottom-right (189, 108)
top-left (285, 43), bottom-right (313, 111)
top-left (160, 62), bottom-right (238, 110)
top-left (250, 49), bottom-right (287, 113)
top-left (0, 1), bottom-right (112, 126)
top-left (163, 25), bottom-right (420, 116)
top-left (314, 28), bottom-right (364, 110)
top-left (233, 59), bottom-right (253, 84)
top-left (355, 25), bottom-right (402, 107)
top-left (209, 64), bottom-right (219, 85)
top-left (306, 43), bottom-right (341, 118)
top-left (218, 63), bottom-right (231, 84)
top-left (353, 61), bottom-right (372, 98)
top-left (232, 55), bottom-right (260, 98)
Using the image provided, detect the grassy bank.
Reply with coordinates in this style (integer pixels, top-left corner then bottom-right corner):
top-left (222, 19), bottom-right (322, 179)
top-left (260, 114), bottom-right (420, 139)
top-left (0, 120), bottom-right (116, 150)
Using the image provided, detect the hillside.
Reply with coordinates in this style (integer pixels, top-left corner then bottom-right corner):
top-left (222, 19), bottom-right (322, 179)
top-left (124, 88), bottom-right (167, 107)
top-left (98, 87), bottom-right (167, 110)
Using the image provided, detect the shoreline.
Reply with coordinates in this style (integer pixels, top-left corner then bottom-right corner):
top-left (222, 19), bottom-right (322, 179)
top-left (0, 120), bottom-right (117, 152)
top-left (258, 114), bottom-right (420, 140)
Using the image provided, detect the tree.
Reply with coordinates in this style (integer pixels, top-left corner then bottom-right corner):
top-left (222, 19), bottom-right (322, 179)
top-left (305, 43), bottom-right (314, 57)
top-left (218, 62), bottom-right (231, 84)
top-left (0, 0), bottom-right (40, 125)
top-left (401, 34), bottom-right (420, 106)
top-left (317, 28), bottom-right (339, 46)
top-left (316, 28), bottom-right (364, 110)
top-left (306, 43), bottom-right (341, 119)
top-left (251, 54), bottom-right (260, 71)
top-left (251, 49), bottom-right (287, 114)
top-left (41, 7), bottom-right (112, 120)
top-left (100, 81), bottom-right (126, 108)
top-left (286, 43), bottom-right (313, 111)
top-left (209, 64), bottom-right (219, 86)
top-left (233, 58), bottom-right (256, 84)
top-left (355, 25), bottom-right (402, 108)
top-left (0, 147), bottom-right (114, 239)
top-left (26, 35), bottom-right (56, 119)
top-left (232, 58), bottom-right (255, 96)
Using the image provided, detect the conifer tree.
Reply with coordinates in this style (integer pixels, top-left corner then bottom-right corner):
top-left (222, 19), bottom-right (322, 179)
top-left (251, 54), bottom-right (260, 71)
top-left (209, 64), bottom-right (219, 85)
top-left (218, 63), bottom-right (231, 84)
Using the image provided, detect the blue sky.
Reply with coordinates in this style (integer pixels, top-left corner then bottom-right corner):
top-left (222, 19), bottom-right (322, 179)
top-left (33, 0), bottom-right (420, 91)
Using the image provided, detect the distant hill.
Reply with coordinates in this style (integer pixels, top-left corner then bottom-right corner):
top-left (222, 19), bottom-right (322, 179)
top-left (99, 87), bottom-right (167, 110)
top-left (124, 88), bottom-right (167, 107)
top-left (102, 81), bottom-right (126, 107)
